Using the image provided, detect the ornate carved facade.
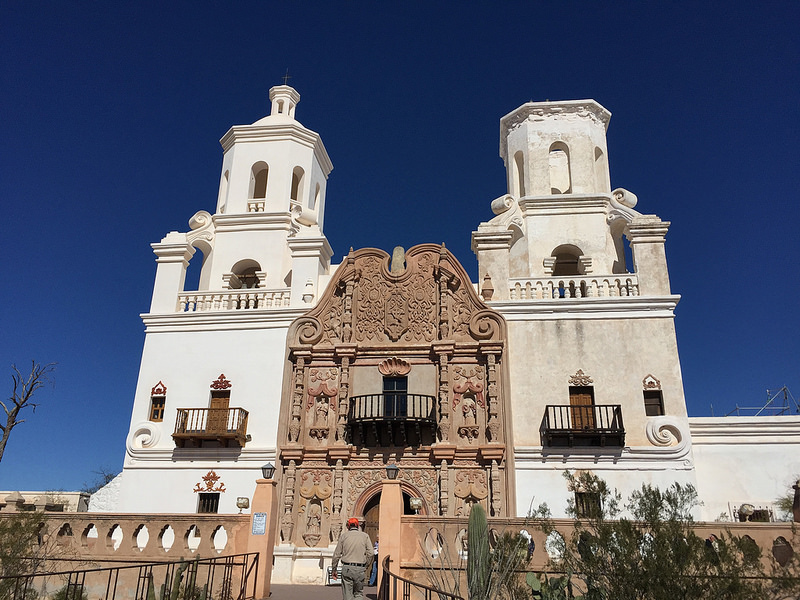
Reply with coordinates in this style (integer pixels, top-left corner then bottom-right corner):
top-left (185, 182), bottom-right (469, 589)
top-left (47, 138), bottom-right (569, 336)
top-left (277, 244), bottom-right (512, 547)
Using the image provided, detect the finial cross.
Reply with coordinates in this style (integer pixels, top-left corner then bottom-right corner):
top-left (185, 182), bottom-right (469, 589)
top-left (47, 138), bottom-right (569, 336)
top-left (282, 69), bottom-right (292, 86)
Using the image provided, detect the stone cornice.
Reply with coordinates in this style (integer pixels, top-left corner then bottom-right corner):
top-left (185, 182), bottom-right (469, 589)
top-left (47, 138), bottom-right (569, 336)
top-left (489, 295), bottom-right (680, 320)
top-left (518, 194), bottom-right (609, 217)
top-left (471, 228), bottom-right (515, 252)
top-left (287, 235), bottom-right (334, 262)
top-left (141, 307), bottom-right (307, 333)
top-left (219, 123), bottom-right (333, 175)
top-left (125, 444), bottom-right (277, 464)
top-left (213, 212), bottom-right (295, 233)
top-left (625, 216), bottom-right (671, 243)
top-left (514, 442), bottom-right (693, 469)
top-left (689, 416), bottom-right (800, 444)
top-left (151, 240), bottom-right (194, 263)
top-left (500, 99), bottom-right (611, 161)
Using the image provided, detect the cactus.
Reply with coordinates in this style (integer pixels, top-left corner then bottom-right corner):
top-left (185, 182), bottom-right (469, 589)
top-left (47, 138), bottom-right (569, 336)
top-left (168, 561), bottom-right (188, 600)
top-left (466, 503), bottom-right (490, 600)
top-left (525, 570), bottom-right (583, 600)
top-left (145, 574), bottom-right (156, 600)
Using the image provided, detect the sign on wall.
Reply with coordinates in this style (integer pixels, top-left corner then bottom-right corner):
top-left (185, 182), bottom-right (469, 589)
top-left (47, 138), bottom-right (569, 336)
top-left (252, 512), bottom-right (267, 535)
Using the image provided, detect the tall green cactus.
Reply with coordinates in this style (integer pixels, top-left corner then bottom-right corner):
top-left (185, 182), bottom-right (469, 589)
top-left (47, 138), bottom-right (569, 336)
top-left (168, 561), bottom-right (188, 600)
top-left (467, 503), bottom-right (490, 600)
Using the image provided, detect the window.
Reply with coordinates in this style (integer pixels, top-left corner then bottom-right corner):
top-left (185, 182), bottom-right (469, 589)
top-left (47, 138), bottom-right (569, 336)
top-left (548, 142), bottom-right (571, 194)
top-left (574, 492), bottom-right (601, 518)
top-left (150, 397), bottom-right (165, 422)
top-left (198, 493), bottom-right (220, 514)
top-left (643, 390), bottom-right (664, 416)
top-left (250, 162), bottom-right (268, 199)
top-left (149, 382), bottom-right (167, 422)
top-left (383, 376), bottom-right (407, 417)
top-left (291, 166), bottom-right (305, 203)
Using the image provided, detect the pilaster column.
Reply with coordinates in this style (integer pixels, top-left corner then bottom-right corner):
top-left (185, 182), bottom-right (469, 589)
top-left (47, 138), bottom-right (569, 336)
top-left (149, 233), bottom-right (195, 313)
top-left (378, 478), bottom-right (403, 589)
top-left (248, 478), bottom-right (279, 599)
top-left (287, 235), bottom-right (333, 308)
top-left (625, 216), bottom-right (672, 296)
top-left (471, 229), bottom-right (514, 301)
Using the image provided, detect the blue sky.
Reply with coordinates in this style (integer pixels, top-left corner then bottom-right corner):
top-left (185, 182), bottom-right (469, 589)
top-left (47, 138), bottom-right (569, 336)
top-left (1, 2), bottom-right (798, 492)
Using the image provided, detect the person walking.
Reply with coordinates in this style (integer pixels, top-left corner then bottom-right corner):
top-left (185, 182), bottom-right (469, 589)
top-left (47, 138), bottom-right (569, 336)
top-left (368, 537), bottom-right (379, 586)
top-left (331, 517), bottom-right (374, 600)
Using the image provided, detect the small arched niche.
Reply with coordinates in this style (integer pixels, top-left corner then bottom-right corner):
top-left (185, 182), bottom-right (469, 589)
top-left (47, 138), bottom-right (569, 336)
top-left (550, 244), bottom-right (585, 277)
top-left (549, 142), bottom-right (572, 194)
top-left (227, 259), bottom-right (263, 290)
top-left (249, 162), bottom-right (269, 199)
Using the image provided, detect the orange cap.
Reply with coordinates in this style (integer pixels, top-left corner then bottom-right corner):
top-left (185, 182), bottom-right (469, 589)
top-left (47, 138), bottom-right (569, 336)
top-left (347, 517), bottom-right (360, 527)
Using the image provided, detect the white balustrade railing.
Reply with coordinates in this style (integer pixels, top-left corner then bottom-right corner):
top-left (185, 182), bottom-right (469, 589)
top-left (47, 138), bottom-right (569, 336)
top-left (177, 289), bottom-right (291, 312)
top-left (508, 274), bottom-right (639, 300)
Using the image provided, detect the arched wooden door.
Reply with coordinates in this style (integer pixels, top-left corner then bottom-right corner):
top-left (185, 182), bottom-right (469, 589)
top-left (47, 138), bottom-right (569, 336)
top-left (363, 493), bottom-right (380, 546)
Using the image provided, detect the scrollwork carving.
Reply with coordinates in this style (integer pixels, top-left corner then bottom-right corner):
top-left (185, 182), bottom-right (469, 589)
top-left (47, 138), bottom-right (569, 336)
top-left (569, 369), bottom-right (593, 386)
top-left (296, 318), bottom-right (324, 346)
top-left (127, 422), bottom-right (160, 450)
top-left (469, 311), bottom-right (503, 340)
top-left (645, 416), bottom-right (686, 449)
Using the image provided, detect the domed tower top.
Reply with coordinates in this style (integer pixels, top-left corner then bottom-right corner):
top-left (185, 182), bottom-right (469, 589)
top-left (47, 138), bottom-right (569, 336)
top-left (268, 85), bottom-right (301, 120)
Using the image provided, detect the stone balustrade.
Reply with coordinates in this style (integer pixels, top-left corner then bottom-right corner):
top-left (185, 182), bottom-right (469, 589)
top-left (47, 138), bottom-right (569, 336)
top-left (509, 274), bottom-right (639, 300)
top-left (177, 289), bottom-right (291, 312)
top-left (4, 513), bottom-right (251, 560)
top-left (398, 515), bottom-right (799, 580)
top-left (247, 200), bottom-right (266, 212)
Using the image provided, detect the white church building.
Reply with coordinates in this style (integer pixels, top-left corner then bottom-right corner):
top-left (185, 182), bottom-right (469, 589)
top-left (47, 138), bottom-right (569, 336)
top-left (101, 85), bottom-right (800, 546)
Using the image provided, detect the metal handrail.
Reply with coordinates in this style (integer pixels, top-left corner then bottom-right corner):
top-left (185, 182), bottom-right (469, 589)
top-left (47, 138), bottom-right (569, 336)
top-left (540, 404), bottom-right (624, 433)
top-left (349, 394), bottom-right (436, 422)
top-left (0, 553), bottom-right (260, 600)
top-left (379, 555), bottom-right (465, 600)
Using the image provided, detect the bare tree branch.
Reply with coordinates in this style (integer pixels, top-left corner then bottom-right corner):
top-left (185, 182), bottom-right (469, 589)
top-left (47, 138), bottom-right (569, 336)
top-left (0, 361), bottom-right (56, 464)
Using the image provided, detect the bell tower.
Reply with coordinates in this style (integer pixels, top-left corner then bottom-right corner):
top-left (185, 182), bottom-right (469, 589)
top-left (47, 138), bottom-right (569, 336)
top-left (473, 99), bottom-right (671, 300)
top-left (471, 99), bottom-right (693, 516)
top-left (149, 84), bottom-right (333, 311)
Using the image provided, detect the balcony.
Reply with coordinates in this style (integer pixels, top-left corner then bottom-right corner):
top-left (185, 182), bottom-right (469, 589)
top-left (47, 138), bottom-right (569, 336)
top-left (348, 394), bottom-right (436, 448)
top-left (508, 275), bottom-right (639, 300)
top-left (540, 405), bottom-right (625, 448)
top-left (177, 289), bottom-right (291, 312)
top-left (172, 408), bottom-right (249, 448)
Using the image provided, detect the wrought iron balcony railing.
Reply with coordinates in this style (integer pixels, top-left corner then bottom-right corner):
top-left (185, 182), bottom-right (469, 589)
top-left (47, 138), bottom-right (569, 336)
top-left (173, 407), bottom-right (249, 448)
top-left (540, 404), bottom-right (625, 448)
top-left (348, 394), bottom-right (436, 447)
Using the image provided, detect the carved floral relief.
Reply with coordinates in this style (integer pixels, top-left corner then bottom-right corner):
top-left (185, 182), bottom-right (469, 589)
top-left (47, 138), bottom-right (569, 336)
top-left (453, 469), bottom-right (489, 516)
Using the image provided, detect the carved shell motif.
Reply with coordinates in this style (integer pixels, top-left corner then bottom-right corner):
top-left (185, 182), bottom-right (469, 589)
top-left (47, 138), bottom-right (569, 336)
top-left (378, 357), bottom-right (411, 377)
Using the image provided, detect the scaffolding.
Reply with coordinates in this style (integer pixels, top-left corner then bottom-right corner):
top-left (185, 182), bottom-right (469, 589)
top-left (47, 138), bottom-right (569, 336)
top-left (721, 386), bottom-right (800, 417)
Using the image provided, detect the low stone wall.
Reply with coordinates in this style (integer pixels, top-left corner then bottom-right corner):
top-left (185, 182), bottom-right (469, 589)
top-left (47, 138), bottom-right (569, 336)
top-left (397, 515), bottom-right (799, 585)
top-left (1, 512), bottom-right (251, 561)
